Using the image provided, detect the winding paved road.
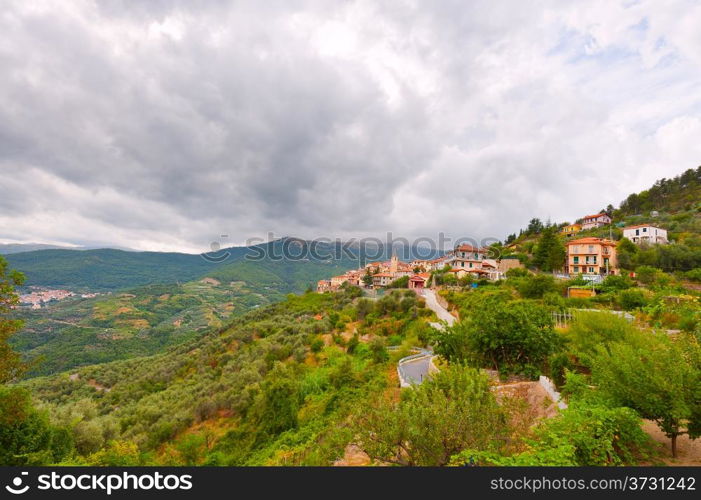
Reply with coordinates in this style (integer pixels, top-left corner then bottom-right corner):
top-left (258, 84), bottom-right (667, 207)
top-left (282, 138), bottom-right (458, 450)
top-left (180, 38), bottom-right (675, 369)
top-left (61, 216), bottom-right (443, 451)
top-left (397, 289), bottom-right (456, 386)
top-left (420, 289), bottom-right (456, 329)
top-left (400, 355), bottom-right (432, 385)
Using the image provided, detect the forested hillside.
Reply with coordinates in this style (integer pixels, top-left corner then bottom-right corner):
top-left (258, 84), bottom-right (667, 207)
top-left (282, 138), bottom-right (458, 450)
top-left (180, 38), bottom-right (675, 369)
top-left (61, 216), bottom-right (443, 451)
top-left (8, 238), bottom-right (442, 378)
top-left (4, 248), bottom-right (241, 291)
top-left (21, 288), bottom-right (437, 465)
top-left (4, 238), bottom-right (443, 292)
top-left (11, 277), bottom-right (285, 377)
top-left (617, 166), bottom-right (701, 216)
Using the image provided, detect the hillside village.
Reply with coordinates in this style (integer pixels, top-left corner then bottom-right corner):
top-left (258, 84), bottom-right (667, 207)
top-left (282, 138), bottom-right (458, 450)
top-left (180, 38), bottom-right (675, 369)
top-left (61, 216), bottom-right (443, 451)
top-left (317, 212), bottom-right (672, 293)
top-left (317, 244), bottom-right (522, 292)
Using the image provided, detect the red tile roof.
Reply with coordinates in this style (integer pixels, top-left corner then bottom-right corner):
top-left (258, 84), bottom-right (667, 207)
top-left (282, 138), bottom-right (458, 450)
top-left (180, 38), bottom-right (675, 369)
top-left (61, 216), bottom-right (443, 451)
top-left (566, 237), bottom-right (616, 246)
top-left (455, 244), bottom-right (485, 252)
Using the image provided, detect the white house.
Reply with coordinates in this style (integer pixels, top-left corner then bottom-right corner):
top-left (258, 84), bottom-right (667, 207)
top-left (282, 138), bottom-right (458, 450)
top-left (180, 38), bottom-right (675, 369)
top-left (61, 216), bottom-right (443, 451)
top-left (622, 224), bottom-right (668, 245)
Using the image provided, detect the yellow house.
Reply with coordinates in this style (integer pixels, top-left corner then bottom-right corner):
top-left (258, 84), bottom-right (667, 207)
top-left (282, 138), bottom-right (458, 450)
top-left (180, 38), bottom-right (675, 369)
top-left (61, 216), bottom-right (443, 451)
top-left (560, 223), bottom-right (582, 237)
top-left (566, 237), bottom-right (617, 276)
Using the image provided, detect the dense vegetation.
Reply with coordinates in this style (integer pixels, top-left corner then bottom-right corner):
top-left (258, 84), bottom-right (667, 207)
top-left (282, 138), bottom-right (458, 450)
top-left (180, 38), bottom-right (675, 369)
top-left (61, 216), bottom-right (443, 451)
top-left (432, 271), bottom-right (701, 461)
top-left (16, 287), bottom-right (436, 465)
top-left (5, 248), bottom-right (226, 291)
top-left (618, 166), bottom-right (701, 216)
top-left (11, 277), bottom-right (286, 377)
top-left (8, 238), bottom-right (366, 377)
top-left (1, 256), bottom-right (73, 465)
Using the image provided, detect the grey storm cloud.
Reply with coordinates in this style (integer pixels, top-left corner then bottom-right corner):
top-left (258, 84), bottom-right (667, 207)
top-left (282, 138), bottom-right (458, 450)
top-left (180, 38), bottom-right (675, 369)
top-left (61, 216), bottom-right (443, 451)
top-left (1, 0), bottom-right (701, 252)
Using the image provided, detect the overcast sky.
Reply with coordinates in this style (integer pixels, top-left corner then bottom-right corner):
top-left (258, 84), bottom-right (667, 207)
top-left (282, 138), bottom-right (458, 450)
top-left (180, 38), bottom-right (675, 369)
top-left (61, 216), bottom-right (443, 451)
top-left (1, 1), bottom-right (701, 253)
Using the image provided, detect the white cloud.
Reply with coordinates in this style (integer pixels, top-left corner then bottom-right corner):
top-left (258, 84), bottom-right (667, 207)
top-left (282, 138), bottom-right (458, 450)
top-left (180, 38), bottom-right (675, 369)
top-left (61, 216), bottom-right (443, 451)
top-left (0, 0), bottom-right (700, 252)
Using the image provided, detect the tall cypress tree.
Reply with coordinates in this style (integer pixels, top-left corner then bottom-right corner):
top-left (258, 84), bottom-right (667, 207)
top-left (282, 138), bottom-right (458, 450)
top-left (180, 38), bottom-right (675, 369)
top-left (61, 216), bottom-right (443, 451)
top-left (533, 227), bottom-right (565, 272)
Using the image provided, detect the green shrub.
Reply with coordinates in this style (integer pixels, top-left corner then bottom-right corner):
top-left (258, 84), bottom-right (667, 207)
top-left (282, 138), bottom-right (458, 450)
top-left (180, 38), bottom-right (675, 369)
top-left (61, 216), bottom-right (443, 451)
top-left (515, 274), bottom-right (558, 299)
top-left (618, 289), bottom-right (648, 310)
top-left (635, 265), bottom-right (659, 285)
top-left (686, 268), bottom-right (701, 282)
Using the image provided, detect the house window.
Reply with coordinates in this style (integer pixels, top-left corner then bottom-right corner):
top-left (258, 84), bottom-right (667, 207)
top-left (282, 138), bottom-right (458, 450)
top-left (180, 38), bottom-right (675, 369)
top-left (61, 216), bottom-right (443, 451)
top-left (469, 262), bottom-right (473, 268)
top-left (643, 228), bottom-right (647, 233)
top-left (635, 229), bottom-right (639, 235)
top-left (573, 256), bottom-right (579, 264)
top-left (589, 267), bottom-right (595, 273)
top-left (573, 266), bottom-right (579, 273)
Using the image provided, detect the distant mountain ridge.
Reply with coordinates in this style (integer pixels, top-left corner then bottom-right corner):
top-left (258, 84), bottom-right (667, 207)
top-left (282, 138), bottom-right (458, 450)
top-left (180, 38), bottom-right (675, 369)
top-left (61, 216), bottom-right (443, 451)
top-left (4, 237), bottom-right (444, 291)
top-left (0, 243), bottom-right (82, 254)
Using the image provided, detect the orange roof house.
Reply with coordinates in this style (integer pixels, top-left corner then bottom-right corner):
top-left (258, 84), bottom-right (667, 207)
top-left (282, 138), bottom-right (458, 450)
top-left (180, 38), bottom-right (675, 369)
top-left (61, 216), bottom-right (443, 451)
top-left (566, 237), bottom-right (617, 276)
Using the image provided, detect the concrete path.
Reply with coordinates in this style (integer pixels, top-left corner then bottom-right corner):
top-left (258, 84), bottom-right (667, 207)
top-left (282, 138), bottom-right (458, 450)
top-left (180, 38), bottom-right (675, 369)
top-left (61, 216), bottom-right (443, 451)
top-left (420, 289), bottom-right (456, 328)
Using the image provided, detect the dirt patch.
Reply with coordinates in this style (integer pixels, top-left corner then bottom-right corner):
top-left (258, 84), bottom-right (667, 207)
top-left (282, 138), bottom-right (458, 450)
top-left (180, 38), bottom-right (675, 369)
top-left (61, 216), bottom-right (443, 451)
top-left (333, 444), bottom-right (372, 466)
top-left (681, 281), bottom-right (701, 292)
top-left (493, 381), bottom-right (560, 421)
top-left (87, 379), bottom-right (110, 392)
top-left (341, 321), bottom-right (360, 341)
top-left (200, 277), bottom-right (221, 286)
top-left (642, 420), bottom-right (701, 466)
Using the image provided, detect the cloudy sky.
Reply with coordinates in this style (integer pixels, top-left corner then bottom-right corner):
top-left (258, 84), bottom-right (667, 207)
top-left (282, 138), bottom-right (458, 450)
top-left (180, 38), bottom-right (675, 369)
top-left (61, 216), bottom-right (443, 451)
top-left (1, 0), bottom-right (701, 253)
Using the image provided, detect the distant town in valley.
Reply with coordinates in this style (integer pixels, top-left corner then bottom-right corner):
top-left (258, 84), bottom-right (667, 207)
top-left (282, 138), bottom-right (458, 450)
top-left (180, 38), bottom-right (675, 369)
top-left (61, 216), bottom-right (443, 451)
top-left (18, 287), bottom-right (101, 309)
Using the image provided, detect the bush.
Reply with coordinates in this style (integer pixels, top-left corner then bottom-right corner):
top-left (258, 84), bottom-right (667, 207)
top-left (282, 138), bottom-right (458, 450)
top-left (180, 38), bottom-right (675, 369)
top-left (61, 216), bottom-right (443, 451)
top-left (451, 402), bottom-right (653, 466)
top-left (529, 402), bottom-right (652, 466)
top-left (548, 352), bottom-right (574, 387)
top-left (433, 297), bottom-right (561, 377)
top-left (618, 289), bottom-right (648, 310)
top-left (309, 337), bottom-right (324, 353)
top-left (635, 265), bottom-right (659, 285)
top-left (567, 311), bottom-right (639, 366)
top-left (0, 386), bottom-right (73, 465)
top-left (515, 274), bottom-right (558, 299)
top-left (505, 267), bottom-right (530, 278)
top-left (369, 338), bottom-right (388, 364)
top-left (601, 274), bottom-right (634, 291)
top-left (386, 276), bottom-right (409, 288)
top-left (355, 366), bottom-right (509, 466)
top-left (686, 268), bottom-right (701, 282)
